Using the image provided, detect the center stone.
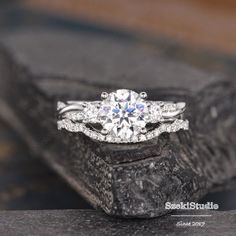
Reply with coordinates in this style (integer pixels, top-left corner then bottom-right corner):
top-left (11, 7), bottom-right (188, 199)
top-left (98, 89), bottom-right (148, 139)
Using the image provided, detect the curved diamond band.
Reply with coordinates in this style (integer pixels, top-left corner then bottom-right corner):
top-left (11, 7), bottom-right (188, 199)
top-left (57, 89), bottom-right (189, 143)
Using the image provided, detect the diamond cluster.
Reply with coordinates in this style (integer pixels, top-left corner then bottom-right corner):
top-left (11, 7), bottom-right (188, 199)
top-left (57, 89), bottom-right (189, 143)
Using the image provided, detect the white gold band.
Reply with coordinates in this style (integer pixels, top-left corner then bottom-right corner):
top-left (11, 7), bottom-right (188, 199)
top-left (57, 89), bottom-right (189, 143)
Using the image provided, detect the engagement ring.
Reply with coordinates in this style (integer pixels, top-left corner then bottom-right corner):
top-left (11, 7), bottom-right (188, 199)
top-left (57, 89), bottom-right (189, 143)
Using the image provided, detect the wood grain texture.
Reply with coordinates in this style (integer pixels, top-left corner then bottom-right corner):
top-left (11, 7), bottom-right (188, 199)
top-left (0, 209), bottom-right (235, 236)
top-left (0, 29), bottom-right (236, 218)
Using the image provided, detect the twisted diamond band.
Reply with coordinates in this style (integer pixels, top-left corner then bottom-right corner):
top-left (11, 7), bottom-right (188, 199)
top-left (57, 89), bottom-right (189, 143)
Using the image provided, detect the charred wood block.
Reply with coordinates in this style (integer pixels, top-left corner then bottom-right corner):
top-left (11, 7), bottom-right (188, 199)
top-left (0, 30), bottom-right (236, 217)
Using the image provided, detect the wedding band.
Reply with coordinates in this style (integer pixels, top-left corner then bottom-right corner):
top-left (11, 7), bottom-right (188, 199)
top-left (57, 89), bottom-right (189, 143)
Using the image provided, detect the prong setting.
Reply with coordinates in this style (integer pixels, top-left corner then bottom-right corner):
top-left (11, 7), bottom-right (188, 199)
top-left (140, 92), bottom-right (147, 99)
top-left (101, 92), bottom-right (109, 100)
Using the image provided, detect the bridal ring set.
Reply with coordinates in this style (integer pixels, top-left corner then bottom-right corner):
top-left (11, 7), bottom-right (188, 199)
top-left (57, 89), bottom-right (189, 143)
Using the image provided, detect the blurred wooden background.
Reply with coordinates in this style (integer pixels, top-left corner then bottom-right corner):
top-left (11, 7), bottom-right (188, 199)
top-left (23, 0), bottom-right (236, 55)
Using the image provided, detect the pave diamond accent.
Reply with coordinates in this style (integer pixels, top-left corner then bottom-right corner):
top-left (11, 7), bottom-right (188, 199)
top-left (57, 89), bottom-right (189, 143)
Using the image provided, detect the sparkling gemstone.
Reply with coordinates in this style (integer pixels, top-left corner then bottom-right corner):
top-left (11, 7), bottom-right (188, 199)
top-left (98, 89), bottom-right (148, 140)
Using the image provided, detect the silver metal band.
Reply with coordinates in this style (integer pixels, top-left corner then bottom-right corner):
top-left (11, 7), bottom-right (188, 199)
top-left (57, 89), bottom-right (189, 143)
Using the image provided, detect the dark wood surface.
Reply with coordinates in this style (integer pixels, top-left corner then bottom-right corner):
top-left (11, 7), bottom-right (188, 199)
top-left (0, 120), bottom-right (91, 210)
top-left (0, 4), bottom-right (236, 213)
top-left (0, 4), bottom-right (235, 235)
top-left (0, 118), bottom-right (235, 210)
top-left (0, 28), bottom-right (236, 218)
top-left (0, 209), bottom-right (235, 236)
